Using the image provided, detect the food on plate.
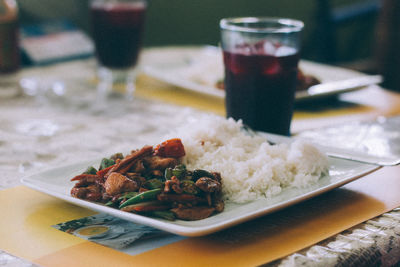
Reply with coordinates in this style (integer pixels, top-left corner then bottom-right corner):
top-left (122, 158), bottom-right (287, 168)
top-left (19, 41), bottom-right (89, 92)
top-left (70, 138), bottom-right (224, 221)
top-left (71, 116), bottom-right (329, 220)
top-left (167, 115), bottom-right (329, 203)
top-left (214, 68), bottom-right (321, 92)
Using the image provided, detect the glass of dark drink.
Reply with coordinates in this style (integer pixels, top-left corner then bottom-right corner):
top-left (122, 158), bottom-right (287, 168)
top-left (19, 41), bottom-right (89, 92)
top-left (90, 0), bottom-right (147, 104)
top-left (220, 17), bottom-right (304, 136)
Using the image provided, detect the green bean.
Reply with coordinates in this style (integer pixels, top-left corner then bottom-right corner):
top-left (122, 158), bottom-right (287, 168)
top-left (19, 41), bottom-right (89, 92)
top-left (99, 158), bottom-right (115, 170)
top-left (181, 180), bottom-right (199, 195)
top-left (172, 164), bottom-right (186, 179)
top-left (119, 188), bottom-right (162, 209)
top-left (149, 210), bottom-right (176, 221)
top-left (164, 168), bottom-right (173, 180)
top-left (118, 191), bottom-right (139, 201)
top-left (83, 166), bottom-right (97, 175)
top-left (144, 179), bottom-right (163, 189)
top-left (105, 200), bottom-right (115, 207)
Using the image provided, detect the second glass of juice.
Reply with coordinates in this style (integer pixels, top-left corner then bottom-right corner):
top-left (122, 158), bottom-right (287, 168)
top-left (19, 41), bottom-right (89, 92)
top-left (90, 0), bottom-right (147, 103)
top-left (220, 17), bottom-right (303, 136)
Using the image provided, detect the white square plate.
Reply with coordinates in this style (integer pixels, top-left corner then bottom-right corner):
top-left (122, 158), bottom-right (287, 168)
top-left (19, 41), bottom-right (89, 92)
top-left (21, 154), bottom-right (379, 237)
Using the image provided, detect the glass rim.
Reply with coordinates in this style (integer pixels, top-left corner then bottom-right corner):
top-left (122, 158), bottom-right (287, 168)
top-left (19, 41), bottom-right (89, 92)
top-left (220, 17), bottom-right (304, 33)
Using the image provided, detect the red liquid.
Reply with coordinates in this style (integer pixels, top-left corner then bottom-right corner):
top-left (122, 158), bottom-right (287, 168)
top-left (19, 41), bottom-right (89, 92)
top-left (223, 44), bottom-right (299, 135)
top-left (0, 20), bottom-right (19, 73)
top-left (91, 2), bottom-right (146, 69)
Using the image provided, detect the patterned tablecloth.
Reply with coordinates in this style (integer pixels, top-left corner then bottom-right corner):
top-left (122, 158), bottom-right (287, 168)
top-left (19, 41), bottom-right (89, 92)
top-left (1, 58), bottom-right (400, 267)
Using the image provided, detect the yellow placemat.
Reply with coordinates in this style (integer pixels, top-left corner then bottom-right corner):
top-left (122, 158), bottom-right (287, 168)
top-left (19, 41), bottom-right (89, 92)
top-left (136, 76), bottom-right (225, 116)
top-left (2, 165), bottom-right (400, 266)
top-left (3, 75), bottom-right (400, 266)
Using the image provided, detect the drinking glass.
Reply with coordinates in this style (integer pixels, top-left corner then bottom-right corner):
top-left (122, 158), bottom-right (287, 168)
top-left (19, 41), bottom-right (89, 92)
top-left (90, 0), bottom-right (147, 105)
top-left (220, 17), bottom-right (304, 136)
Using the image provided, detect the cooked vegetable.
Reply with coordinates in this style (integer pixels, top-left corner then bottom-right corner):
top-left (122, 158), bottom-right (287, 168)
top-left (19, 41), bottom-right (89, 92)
top-left (144, 179), bottom-right (163, 189)
top-left (149, 210), bottom-right (176, 221)
top-left (164, 168), bottom-right (173, 180)
top-left (181, 180), bottom-right (199, 195)
top-left (118, 191), bottom-right (139, 201)
top-left (154, 138), bottom-right (185, 158)
top-left (119, 188), bottom-right (162, 209)
top-left (96, 165), bottom-right (114, 178)
top-left (99, 158), bottom-right (115, 170)
top-left (172, 164), bottom-right (186, 179)
top-left (120, 201), bottom-right (170, 212)
top-left (84, 166), bottom-right (98, 175)
top-left (70, 173), bottom-right (98, 182)
top-left (70, 139), bottom-right (224, 221)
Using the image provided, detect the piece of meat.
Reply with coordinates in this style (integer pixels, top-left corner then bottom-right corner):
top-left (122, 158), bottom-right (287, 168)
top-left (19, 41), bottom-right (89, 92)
top-left (71, 187), bottom-right (88, 199)
top-left (143, 156), bottom-right (178, 171)
top-left (105, 146), bottom-right (153, 177)
top-left (104, 172), bottom-right (139, 196)
top-left (130, 160), bottom-right (146, 173)
top-left (71, 184), bottom-right (103, 201)
top-left (125, 173), bottom-right (146, 188)
top-left (195, 177), bottom-right (221, 193)
top-left (85, 192), bottom-right (103, 202)
top-left (211, 172), bottom-right (222, 183)
top-left (164, 176), bottom-right (182, 194)
top-left (171, 206), bottom-right (216, 220)
top-left (214, 200), bottom-right (225, 212)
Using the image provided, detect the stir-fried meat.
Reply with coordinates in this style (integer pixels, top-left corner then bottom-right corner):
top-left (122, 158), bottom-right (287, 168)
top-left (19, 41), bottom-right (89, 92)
top-left (213, 200), bottom-right (224, 212)
top-left (70, 140), bottom-right (224, 221)
top-left (195, 177), bottom-right (221, 193)
top-left (71, 183), bottom-right (103, 201)
top-left (71, 187), bottom-right (87, 199)
top-left (157, 193), bottom-right (205, 203)
top-left (125, 173), bottom-right (146, 188)
top-left (130, 160), bottom-right (146, 173)
top-left (106, 146), bottom-right (153, 177)
top-left (211, 172), bottom-right (222, 183)
top-left (85, 184), bottom-right (103, 201)
top-left (143, 156), bottom-right (177, 171)
top-left (150, 170), bottom-right (163, 177)
top-left (171, 206), bottom-right (216, 221)
top-left (164, 176), bottom-right (182, 194)
top-left (104, 172), bottom-right (139, 196)
top-left (70, 174), bottom-right (102, 188)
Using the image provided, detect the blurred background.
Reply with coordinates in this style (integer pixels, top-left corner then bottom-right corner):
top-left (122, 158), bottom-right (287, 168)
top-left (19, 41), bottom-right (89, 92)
top-left (15, 0), bottom-right (400, 91)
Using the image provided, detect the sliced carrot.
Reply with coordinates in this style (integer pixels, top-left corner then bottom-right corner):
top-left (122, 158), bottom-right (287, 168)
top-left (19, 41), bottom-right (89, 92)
top-left (120, 201), bottom-right (170, 212)
top-left (96, 165), bottom-right (115, 178)
top-left (70, 174), bottom-right (98, 181)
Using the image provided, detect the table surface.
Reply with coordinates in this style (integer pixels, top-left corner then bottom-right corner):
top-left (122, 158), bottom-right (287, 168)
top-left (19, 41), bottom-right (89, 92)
top-left (1, 50), bottom-right (400, 266)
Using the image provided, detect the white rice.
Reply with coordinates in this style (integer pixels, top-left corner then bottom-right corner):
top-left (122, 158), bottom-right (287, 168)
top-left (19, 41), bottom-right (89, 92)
top-left (166, 115), bottom-right (329, 203)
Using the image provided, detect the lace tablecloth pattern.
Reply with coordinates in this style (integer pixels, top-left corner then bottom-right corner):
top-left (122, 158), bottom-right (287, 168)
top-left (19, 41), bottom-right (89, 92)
top-left (1, 59), bottom-right (400, 266)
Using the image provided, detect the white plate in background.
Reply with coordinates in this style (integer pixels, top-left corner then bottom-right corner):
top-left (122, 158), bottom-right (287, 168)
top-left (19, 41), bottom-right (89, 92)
top-left (140, 46), bottom-right (379, 101)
